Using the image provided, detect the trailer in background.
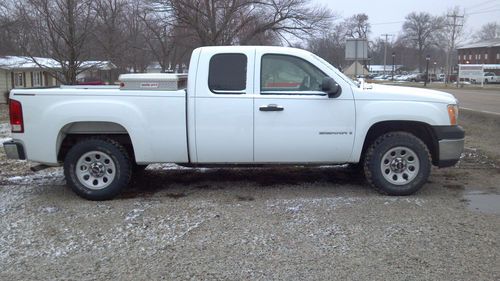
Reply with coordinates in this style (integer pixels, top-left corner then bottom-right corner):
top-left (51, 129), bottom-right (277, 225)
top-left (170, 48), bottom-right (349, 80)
top-left (459, 64), bottom-right (500, 86)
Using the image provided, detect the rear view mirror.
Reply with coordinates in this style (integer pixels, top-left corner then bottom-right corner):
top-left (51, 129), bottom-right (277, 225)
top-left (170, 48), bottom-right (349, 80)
top-left (322, 77), bottom-right (341, 98)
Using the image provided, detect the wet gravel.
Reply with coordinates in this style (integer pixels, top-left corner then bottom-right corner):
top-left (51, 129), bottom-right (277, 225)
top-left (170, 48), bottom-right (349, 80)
top-left (0, 106), bottom-right (499, 280)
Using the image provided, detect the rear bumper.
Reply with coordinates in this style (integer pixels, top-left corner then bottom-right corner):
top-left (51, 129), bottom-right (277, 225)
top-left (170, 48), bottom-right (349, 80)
top-left (3, 141), bottom-right (26, 160)
top-left (433, 126), bottom-right (465, 168)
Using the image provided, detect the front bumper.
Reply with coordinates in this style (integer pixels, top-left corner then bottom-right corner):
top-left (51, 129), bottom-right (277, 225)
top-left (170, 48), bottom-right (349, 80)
top-left (433, 126), bottom-right (465, 167)
top-left (3, 141), bottom-right (26, 160)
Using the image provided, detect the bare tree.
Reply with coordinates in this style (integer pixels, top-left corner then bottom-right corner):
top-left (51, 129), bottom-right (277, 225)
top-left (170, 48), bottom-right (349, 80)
top-left (307, 24), bottom-right (347, 68)
top-left (472, 22), bottom-right (500, 41)
top-left (0, 1), bottom-right (21, 56)
top-left (119, 1), bottom-right (151, 73)
top-left (92, 0), bottom-right (128, 64)
top-left (401, 12), bottom-right (445, 72)
top-left (15, 0), bottom-right (97, 84)
top-left (440, 7), bottom-right (466, 83)
top-left (344, 13), bottom-right (370, 39)
top-left (149, 0), bottom-right (333, 46)
top-left (138, 6), bottom-right (178, 72)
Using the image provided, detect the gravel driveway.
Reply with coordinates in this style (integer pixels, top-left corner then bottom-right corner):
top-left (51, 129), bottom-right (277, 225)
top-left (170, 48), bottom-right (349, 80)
top-left (0, 104), bottom-right (499, 280)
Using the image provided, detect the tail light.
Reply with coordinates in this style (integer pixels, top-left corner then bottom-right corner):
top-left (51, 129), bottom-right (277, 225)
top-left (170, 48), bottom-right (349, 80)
top-left (9, 99), bottom-right (24, 133)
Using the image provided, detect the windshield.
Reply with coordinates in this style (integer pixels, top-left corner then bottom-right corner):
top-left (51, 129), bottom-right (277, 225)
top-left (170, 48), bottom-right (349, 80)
top-left (311, 54), bottom-right (359, 87)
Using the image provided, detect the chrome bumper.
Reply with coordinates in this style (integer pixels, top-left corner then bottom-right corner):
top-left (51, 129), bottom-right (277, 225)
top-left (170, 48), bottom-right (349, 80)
top-left (3, 141), bottom-right (26, 160)
top-left (438, 138), bottom-right (464, 167)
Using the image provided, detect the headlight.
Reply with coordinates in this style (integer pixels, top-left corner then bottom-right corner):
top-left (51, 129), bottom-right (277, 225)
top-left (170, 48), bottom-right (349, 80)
top-left (447, 104), bottom-right (458, 125)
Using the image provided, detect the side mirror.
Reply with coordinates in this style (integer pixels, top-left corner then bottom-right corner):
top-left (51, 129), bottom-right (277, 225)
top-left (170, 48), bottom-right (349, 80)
top-left (322, 77), bottom-right (341, 98)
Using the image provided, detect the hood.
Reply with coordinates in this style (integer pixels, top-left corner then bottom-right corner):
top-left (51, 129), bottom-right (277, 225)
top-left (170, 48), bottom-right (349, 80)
top-left (353, 84), bottom-right (458, 104)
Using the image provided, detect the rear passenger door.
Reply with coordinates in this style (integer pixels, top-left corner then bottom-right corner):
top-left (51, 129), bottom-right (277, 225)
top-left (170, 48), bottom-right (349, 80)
top-left (194, 48), bottom-right (255, 163)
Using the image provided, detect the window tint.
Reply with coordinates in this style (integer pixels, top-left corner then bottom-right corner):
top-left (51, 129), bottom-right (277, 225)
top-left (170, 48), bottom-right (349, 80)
top-left (209, 53), bottom-right (247, 93)
top-left (261, 54), bottom-right (327, 93)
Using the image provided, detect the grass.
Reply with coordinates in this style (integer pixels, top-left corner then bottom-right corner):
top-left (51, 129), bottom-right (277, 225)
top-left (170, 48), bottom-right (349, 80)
top-left (369, 81), bottom-right (500, 91)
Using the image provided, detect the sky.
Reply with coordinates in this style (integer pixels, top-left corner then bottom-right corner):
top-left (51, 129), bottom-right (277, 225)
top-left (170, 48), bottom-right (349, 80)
top-left (315, 0), bottom-right (500, 42)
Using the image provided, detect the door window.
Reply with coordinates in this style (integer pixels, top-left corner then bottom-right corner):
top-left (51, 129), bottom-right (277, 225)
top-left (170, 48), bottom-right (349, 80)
top-left (208, 53), bottom-right (247, 93)
top-left (261, 54), bottom-right (327, 94)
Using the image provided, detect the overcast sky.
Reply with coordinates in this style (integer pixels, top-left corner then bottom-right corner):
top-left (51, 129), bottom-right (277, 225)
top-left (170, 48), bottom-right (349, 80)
top-left (315, 0), bottom-right (500, 41)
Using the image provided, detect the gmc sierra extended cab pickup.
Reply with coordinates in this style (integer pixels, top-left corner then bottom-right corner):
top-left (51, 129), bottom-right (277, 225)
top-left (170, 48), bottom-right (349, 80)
top-left (4, 46), bottom-right (464, 200)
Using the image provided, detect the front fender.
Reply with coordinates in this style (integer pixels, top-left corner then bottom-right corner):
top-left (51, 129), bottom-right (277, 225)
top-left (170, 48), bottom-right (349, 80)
top-left (350, 100), bottom-right (449, 162)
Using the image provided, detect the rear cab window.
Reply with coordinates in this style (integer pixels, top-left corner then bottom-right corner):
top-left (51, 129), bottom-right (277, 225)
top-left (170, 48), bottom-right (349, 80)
top-left (208, 53), bottom-right (247, 94)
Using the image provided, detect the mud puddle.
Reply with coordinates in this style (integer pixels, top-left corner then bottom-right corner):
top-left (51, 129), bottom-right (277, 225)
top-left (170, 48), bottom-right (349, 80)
top-left (464, 190), bottom-right (500, 214)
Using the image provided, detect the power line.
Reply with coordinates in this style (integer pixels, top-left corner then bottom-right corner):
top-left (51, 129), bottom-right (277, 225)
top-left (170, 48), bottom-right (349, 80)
top-left (466, 0), bottom-right (498, 10)
top-left (445, 12), bottom-right (465, 84)
top-left (372, 21), bottom-right (404, 26)
top-left (381, 34), bottom-right (394, 75)
top-left (468, 8), bottom-right (500, 15)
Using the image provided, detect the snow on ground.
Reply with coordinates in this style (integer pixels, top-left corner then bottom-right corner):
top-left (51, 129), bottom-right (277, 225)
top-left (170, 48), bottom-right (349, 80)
top-left (4, 168), bottom-right (65, 186)
top-left (0, 123), bottom-right (11, 146)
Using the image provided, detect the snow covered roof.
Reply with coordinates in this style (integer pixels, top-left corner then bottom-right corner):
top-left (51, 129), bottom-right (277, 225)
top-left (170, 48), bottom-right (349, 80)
top-left (0, 56), bottom-right (60, 70)
top-left (368, 65), bottom-right (404, 72)
top-left (79, 61), bottom-right (117, 70)
top-left (457, 38), bottom-right (500, 49)
top-left (0, 56), bottom-right (116, 70)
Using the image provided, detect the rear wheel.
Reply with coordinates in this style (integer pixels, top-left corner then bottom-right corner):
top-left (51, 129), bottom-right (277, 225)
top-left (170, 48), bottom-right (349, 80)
top-left (363, 132), bottom-right (431, 195)
top-left (64, 138), bottom-right (132, 200)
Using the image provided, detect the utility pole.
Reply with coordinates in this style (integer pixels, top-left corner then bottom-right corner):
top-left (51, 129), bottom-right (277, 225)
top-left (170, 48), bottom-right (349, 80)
top-left (381, 34), bottom-right (393, 76)
top-left (446, 12), bottom-right (464, 84)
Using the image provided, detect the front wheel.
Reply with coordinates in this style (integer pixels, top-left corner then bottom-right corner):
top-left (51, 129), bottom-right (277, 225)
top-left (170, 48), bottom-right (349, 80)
top-left (364, 132), bottom-right (431, 195)
top-left (64, 138), bottom-right (132, 200)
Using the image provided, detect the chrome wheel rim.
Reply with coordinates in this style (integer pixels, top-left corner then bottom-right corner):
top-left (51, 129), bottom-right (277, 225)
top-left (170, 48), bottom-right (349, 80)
top-left (380, 146), bottom-right (420, 185)
top-left (76, 151), bottom-right (116, 190)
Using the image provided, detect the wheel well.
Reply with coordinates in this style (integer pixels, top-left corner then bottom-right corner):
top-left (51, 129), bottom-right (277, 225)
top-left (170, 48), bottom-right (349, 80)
top-left (361, 121), bottom-right (439, 166)
top-left (57, 122), bottom-right (135, 163)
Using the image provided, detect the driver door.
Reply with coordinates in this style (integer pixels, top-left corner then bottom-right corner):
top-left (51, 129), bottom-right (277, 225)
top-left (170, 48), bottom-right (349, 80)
top-left (253, 53), bottom-right (356, 163)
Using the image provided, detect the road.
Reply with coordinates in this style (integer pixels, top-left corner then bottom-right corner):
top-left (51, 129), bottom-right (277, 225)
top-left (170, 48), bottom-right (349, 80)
top-left (441, 88), bottom-right (500, 114)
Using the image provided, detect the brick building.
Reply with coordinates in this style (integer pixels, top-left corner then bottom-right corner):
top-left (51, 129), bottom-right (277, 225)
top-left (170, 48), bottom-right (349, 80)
top-left (457, 38), bottom-right (500, 65)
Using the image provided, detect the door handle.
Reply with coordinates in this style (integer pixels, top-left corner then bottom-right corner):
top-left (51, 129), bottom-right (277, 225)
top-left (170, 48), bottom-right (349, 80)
top-left (259, 104), bottom-right (284, 112)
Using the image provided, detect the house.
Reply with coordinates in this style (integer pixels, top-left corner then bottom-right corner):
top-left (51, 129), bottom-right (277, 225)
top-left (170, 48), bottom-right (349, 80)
top-left (76, 61), bottom-right (117, 83)
top-left (457, 38), bottom-right (500, 65)
top-left (0, 56), bottom-right (60, 103)
top-left (0, 56), bottom-right (117, 103)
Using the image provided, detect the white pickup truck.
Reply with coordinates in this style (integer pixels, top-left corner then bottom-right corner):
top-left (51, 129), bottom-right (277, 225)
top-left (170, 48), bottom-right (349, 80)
top-left (4, 46), bottom-right (464, 200)
top-left (472, 72), bottom-right (500, 84)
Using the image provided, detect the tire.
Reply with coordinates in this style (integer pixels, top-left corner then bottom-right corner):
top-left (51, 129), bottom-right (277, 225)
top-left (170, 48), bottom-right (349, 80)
top-left (64, 138), bottom-right (132, 200)
top-left (363, 132), bottom-right (431, 196)
top-left (484, 79), bottom-right (488, 84)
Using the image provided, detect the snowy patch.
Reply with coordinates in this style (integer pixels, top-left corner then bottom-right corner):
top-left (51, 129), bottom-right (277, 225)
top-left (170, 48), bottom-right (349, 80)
top-left (146, 163), bottom-right (191, 170)
top-left (0, 137), bottom-right (12, 147)
top-left (40, 206), bottom-right (60, 214)
top-left (0, 123), bottom-right (11, 146)
top-left (146, 163), bottom-right (213, 172)
top-left (125, 208), bottom-right (145, 221)
top-left (0, 123), bottom-right (10, 136)
top-left (5, 168), bottom-right (64, 186)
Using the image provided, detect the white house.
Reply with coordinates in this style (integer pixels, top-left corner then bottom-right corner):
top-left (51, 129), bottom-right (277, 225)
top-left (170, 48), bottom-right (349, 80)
top-left (0, 56), bottom-right (60, 103)
top-left (0, 56), bottom-right (116, 103)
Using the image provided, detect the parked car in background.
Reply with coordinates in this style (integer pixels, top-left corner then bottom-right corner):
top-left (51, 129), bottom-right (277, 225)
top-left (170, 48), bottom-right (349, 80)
top-left (406, 73), bottom-right (426, 82)
top-left (471, 72), bottom-right (500, 84)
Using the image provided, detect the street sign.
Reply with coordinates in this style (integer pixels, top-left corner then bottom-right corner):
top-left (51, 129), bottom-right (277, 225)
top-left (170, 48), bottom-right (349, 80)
top-left (345, 39), bottom-right (368, 60)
